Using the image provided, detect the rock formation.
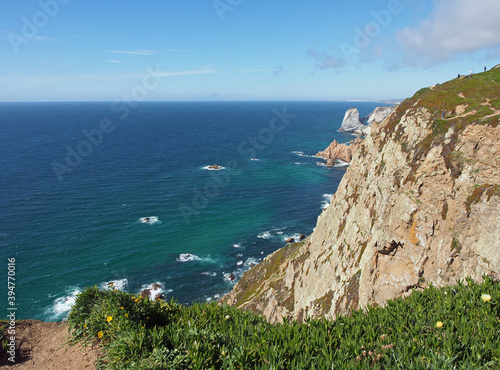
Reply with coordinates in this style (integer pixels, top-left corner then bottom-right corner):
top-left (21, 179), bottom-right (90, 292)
top-left (339, 106), bottom-right (396, 133)
top-left (315, 137), bottom-right (363, 166)
top-left (221, 68), bottom-right (500, 323)
top-left (339, 108), bottom-right (366, 132)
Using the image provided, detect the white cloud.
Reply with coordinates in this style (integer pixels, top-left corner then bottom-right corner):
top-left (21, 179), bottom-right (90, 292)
top-left (107, 60), bottom-right (122, 63)
top-left (398, 0), bottom-right (500, 65)
top-left (156, 66), bottom-right (218, 77)
top-left (307, 46), bottom-right (346, 70)
top-left (33, 35), bottom-right (60, 41)
top-left (107, 49), bottom-right (158, 55)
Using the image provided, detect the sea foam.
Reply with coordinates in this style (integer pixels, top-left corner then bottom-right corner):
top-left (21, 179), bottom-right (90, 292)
top-left (139, 216), bottom-right (160, 224)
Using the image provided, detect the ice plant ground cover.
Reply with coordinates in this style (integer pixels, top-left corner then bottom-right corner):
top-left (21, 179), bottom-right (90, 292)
top-left (65, 276), bottom-right (499, 369)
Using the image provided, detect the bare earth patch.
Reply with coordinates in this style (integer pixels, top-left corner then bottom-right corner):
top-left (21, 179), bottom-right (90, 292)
top-left (1, 320), bottom-right (101, 369)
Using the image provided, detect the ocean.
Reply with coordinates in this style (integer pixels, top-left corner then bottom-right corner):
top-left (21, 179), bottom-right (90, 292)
top-left (0, 101), bottom-right (384, 321)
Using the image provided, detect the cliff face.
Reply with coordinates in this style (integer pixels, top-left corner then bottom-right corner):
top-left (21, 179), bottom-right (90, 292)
top-left (221, 68), bottom-right (500, 323)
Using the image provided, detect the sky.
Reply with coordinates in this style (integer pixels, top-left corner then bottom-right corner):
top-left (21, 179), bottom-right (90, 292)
top-left (1, 0), bottom-right (499, 101)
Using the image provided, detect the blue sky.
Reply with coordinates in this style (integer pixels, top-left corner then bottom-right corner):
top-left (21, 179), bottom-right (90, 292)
top-left (1, 0), bottom-right (499, 101)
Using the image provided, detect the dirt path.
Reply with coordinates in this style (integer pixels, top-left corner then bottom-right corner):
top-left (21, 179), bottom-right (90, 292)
top-left (1, 320), bottom-right (101, 369)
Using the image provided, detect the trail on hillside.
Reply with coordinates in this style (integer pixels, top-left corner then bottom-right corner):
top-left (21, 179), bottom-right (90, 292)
top-left (1, 320), bottom-right (101, 369)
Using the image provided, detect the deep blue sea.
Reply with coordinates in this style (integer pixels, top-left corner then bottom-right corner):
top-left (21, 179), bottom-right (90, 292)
top-left (0, 101), bottom-right (384, 321)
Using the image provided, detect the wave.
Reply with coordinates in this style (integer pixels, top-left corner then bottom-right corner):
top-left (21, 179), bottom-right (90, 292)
top-left (176, 253), bottom-right (202, 262)
top-left (321, 194), bottom-right (334, 209)
top-left (233, 243), bottom-right (242, 248)
top-left (257, 231), bottom-right (272, 239)
top-left (176, 253), bottom-right (215, 263)
top-left (291, 150), bottom-right (317, 158)
top-left (205, 293), bottom-right (221, 302)
top-left (250, 157), bottom-right (259, 161)
top-left (139, 216), bottom-right (160, 224)
top-left (223, 257), bottom-right (260, 284)
top-left (45, 287), bottom-right (81, 321)
top-left (334, 159), bottom-right (349, 167)
top-left (201, 271), bottom-right (217, 277)
top-left (101, 278), bottom-right (129, 291)
top-left (282, 233), bottom-right (303, 242)
top-left (139, 282), bottom-right (171, 300)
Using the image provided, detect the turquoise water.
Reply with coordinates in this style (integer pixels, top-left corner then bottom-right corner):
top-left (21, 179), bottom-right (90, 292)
top-left (0, 101), bottom-right (384, 321)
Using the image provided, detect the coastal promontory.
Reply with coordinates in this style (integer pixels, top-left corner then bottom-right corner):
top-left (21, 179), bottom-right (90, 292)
top-left (221, 66), bottom-right (500, 323)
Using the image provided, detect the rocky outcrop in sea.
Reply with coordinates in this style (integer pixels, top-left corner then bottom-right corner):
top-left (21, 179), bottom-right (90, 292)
top-left (339, 105), bottom-right (396, 134)
top-left (315, 105), bottom-right (395, 165)
top-left (315, 138), bottom-right (363, 166)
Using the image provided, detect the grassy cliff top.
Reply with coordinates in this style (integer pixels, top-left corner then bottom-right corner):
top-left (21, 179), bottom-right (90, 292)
top-left (376, 65), bottom-right (500, 183)
top-left (6, 277), bottom-right (494, 369)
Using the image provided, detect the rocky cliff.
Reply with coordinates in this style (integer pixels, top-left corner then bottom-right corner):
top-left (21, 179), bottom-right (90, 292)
top-left (221, 68), bottom-right (500, 323)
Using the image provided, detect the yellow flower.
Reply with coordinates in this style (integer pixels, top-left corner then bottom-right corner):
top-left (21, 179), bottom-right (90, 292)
top-left (98, 331), bottom-right (103, 338)
top-left (124, 313), bottom-right (128, 317)
top-left (481, 294), bottom-right (492, 302)
top-left (435, 321), bottom-right (443, 328)
top-left (120, 307), bottom-right (124, 310)
top-left (146, 317), bottom-right (149, 320)
top-left (132, 296), bottom-right (135, 299)
top-left (84, 324), bottom-right (87, 328)
top-left (107, 316), bottom-right (113, 322)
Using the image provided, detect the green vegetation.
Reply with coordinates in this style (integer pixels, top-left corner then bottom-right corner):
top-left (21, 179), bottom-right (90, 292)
top-left (68, 277), bottom-right (499, 369)
top-left (379, 67), bottom-right (500, 183)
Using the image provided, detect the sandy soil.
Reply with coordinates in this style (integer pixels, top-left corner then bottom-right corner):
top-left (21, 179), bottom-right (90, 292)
top-left (1, 320), bottom-right (101, 369)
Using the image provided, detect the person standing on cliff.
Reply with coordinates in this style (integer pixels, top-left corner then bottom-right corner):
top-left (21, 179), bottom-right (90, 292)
top-left (441, 109), bottom-right (446, 119)
top-left (484, 66), bottom-right (487, 72)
